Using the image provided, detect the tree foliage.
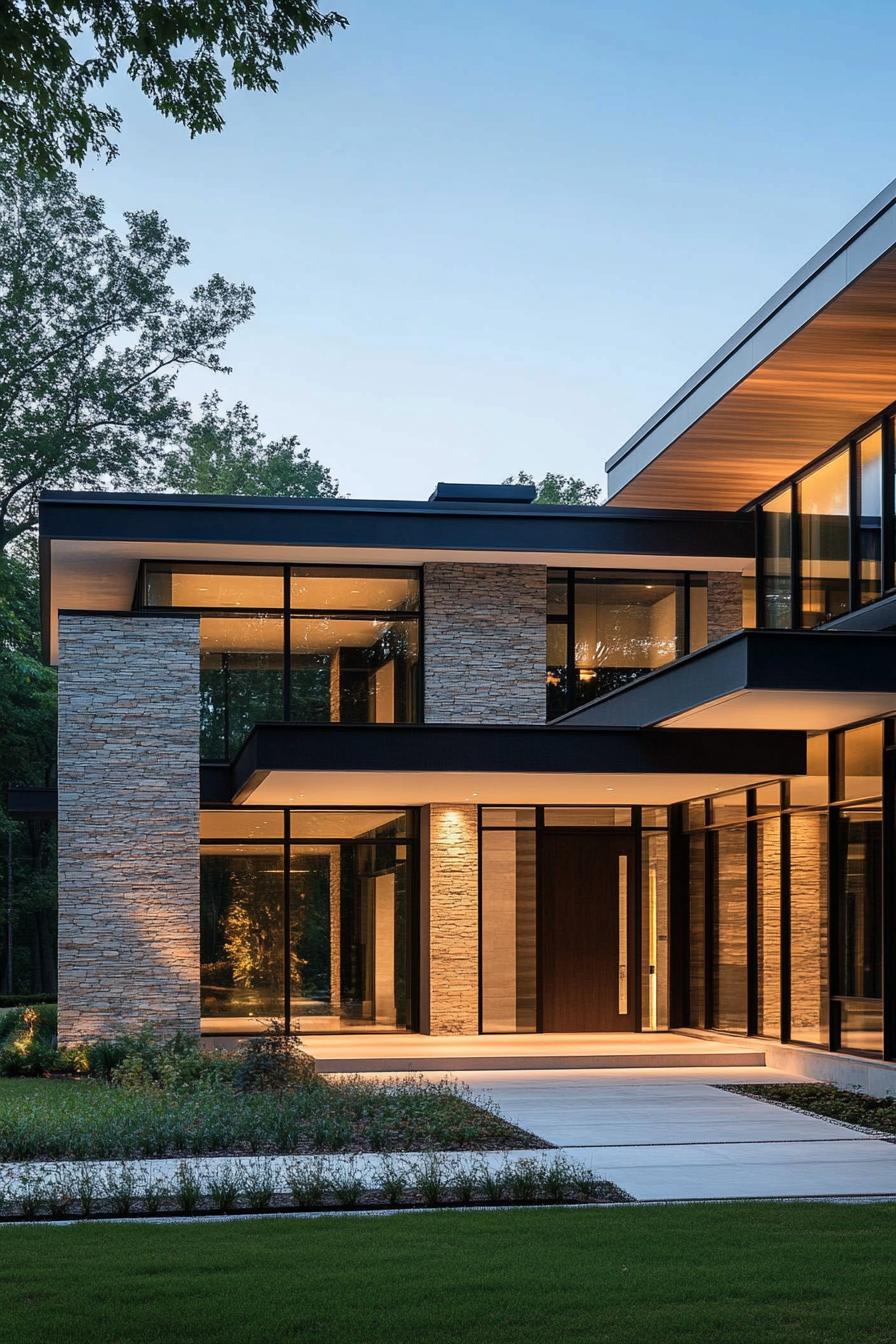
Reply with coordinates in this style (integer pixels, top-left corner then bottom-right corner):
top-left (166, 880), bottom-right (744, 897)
top-left (161, 393), bottom-right (340, 499)
top-left (0, 157), bottom-right (254, 552)
top-left (504, 471), bottom-right (603, 506)
top-left (0, 1), bottom-right (348, 176)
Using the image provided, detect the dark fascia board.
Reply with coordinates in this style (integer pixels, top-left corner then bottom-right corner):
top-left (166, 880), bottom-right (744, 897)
top-left (38, 490), bottom-right (753, 560)
top-left (6, 786), bottom-right (58, 819)
top-left (555, 629), bottom-right (896, 728)
top-left (230, 722), bottom-right (806, 800)
top-left (821, 592), bottom-right (896, 633)
top-left (605, 175), bottom-right (896, 494)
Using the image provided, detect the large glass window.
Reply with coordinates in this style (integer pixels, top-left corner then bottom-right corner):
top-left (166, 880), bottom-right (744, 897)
top-left (289, 567), bottom-right (419, 726)
top-left (761, 487), bottom-right (792, 629)
top-left (290, 618), bottom-right (418, 724)
top-left (756, 410), bottom-right (896, 628)
top-left (142, 563), bottom-right (421, 758)
top-left (834, 805), bottom-right (883, 1056)
top-left (145, 562), bottom-right (283, 608)
top-left (200, 615), bottom-right (284, 759)
top-left (799, 449), bottom-right (850, 628)
top-left (200, 808), bottom-right (417, 1034)
top-left (200, 844), bottom-right (286, 1030)
top-left (546, 570), bottom-right (705, 718)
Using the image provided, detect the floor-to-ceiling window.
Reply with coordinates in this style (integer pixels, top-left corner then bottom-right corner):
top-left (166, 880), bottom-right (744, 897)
top-left (684, 716), bottom-right (892, 1059)
top-left (832, 722), bottom-right (883, 1055)
top-left (200, 808), bottom-right (417, 1034)
top-left (141, 563), bottom-right (421, 760)
top-left (546, 570), bottom-right (709, 719)
top-left (756, 406), bottom-right (894, 629)
top-left (799, 449), bottom-right (850, 627)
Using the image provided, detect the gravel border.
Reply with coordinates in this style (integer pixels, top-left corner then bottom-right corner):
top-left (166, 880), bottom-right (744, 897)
top-left (714, 1084), bottom-right (896, 1143)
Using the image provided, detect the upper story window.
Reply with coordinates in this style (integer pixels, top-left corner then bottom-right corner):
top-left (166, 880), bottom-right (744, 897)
top-left (140, 563), bottom-right (421, 760)
top-left (546, 569), bottom-right (708, 719)
top-left (757, 410), bottom-right (891, 630)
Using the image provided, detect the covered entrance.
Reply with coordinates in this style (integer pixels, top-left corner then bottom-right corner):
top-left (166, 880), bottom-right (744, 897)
top-left (540, 830), bottom-right (637, 1031)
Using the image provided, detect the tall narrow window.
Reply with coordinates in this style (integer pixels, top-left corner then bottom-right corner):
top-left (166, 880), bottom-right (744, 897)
top-left (761, 487), bottom-right (792, 628)
top-left (799, 449), bottom-right (850, 627)
top-left (858, 429), bottom-right (883, 605)
top-left (480, 811), bottom-right (536, 1032)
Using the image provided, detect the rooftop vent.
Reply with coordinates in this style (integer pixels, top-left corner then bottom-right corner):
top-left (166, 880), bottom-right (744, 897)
top-left (429, 481), bottom-right (538, 504)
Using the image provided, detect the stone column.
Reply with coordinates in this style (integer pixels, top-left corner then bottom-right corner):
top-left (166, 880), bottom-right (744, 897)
top-left (419, 804), bottom-right (479, 1035)
top-left (56, 614), bottom-right (200, 1044)
top-left (423, 563), bottom-right (546, 723)
top-left (707, 571), bottom-right (744, 643)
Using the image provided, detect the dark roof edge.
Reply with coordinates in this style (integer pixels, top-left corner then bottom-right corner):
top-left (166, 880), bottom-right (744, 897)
top-left (38, 489), bottom-right (741, 525)
top-left (605, 175), bottom-right (896, 480)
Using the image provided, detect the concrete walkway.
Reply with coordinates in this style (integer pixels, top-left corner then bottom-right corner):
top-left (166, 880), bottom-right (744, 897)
top-left (430, 1064), bottom-right (896, 1200)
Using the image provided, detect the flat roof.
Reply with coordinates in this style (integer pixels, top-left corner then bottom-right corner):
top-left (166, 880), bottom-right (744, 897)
top-left (605, 176), bottom-right (896, 509)
top-left (39, 490), bottom-right (753, 662)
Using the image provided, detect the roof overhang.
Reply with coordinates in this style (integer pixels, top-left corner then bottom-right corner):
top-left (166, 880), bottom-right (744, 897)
top-left (39, 492), bottom-right (753, 662)
top-left (557, 629), bottom-right (896, 731)
top-left (228, 723), bottom-right (806, 807)
top-left (606, 177), bottom-right (896, 509)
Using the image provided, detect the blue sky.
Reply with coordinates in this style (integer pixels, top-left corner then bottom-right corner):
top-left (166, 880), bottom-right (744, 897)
top-left (78, 0), bottom-right (896, 500)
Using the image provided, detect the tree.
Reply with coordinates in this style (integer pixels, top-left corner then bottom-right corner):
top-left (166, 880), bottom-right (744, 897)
top-left (0, 2), bottom-right (349, 177)
top-left (161, 393), bottom-right (340, 498)
top-left (0, 158), bottom-right (254, 553)
top-left (504, 471), bottom-right (603, 506)
top-left (0, 546), bottom-right (57, 995)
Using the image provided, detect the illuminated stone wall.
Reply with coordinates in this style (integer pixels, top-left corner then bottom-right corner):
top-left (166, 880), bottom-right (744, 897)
top-left (423, 564), bottom-right (546, 723)
top-left (57, 614), bottom-right (200, 1044)
top-left (420, 804), bottom-right (479, 1034)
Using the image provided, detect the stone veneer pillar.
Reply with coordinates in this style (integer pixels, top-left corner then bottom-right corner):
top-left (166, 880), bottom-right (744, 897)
top-left (707, 571), bottom-right (745, 643)
top-left (419, 805), bottom-right (479, 1035)
top-left (422, 563), bottom-right (546, 723)
top-left (57, 614), bottom-right (200, 1044)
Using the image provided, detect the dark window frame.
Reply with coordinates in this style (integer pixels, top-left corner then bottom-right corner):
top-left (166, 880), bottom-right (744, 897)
top-left (681, 708), bottom-right (894, 1060)
top-left (545, 568), bottom-right (707, 720)
top-left (753, 401), bottom-right (896, 630)
top-left (138, 561), bottom-right (424, 760)
top-left (199, 805), bottom-right (419, 1035)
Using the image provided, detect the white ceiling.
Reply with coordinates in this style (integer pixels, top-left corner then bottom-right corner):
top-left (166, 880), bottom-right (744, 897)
top-left (236, 767), bottom-right (789, 808)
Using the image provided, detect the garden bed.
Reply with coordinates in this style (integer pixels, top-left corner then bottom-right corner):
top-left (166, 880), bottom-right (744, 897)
top-left (0, 1076), bottom-right (547, 1161)
top-left (720, 1082), bottom-right (896, 1137)
top-left (0, 1153), bottom-right (630, 1221)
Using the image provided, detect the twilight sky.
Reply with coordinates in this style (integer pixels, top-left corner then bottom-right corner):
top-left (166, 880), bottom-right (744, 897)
top-left (78, 0), bottom-right (896, 501)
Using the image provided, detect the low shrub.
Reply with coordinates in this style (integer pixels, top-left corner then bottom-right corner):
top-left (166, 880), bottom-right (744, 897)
top-left (232, 1025), bottom-right (316, 1093)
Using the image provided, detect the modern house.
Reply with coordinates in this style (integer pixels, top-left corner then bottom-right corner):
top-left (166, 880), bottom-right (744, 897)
top-left (20, 178), bottom-right (896, 1079)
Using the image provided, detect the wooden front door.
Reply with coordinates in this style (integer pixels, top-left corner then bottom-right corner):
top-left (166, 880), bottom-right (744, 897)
top-left (540, 831), bottom-right (638, 1031)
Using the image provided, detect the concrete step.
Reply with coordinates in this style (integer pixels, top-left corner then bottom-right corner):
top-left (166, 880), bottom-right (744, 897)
top-left (308, 1047), bottom-right (767, 1074)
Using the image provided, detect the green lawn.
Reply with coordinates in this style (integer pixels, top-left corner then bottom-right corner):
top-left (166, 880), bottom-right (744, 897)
top-left (1, 1203), bottom-right (894, 1343)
